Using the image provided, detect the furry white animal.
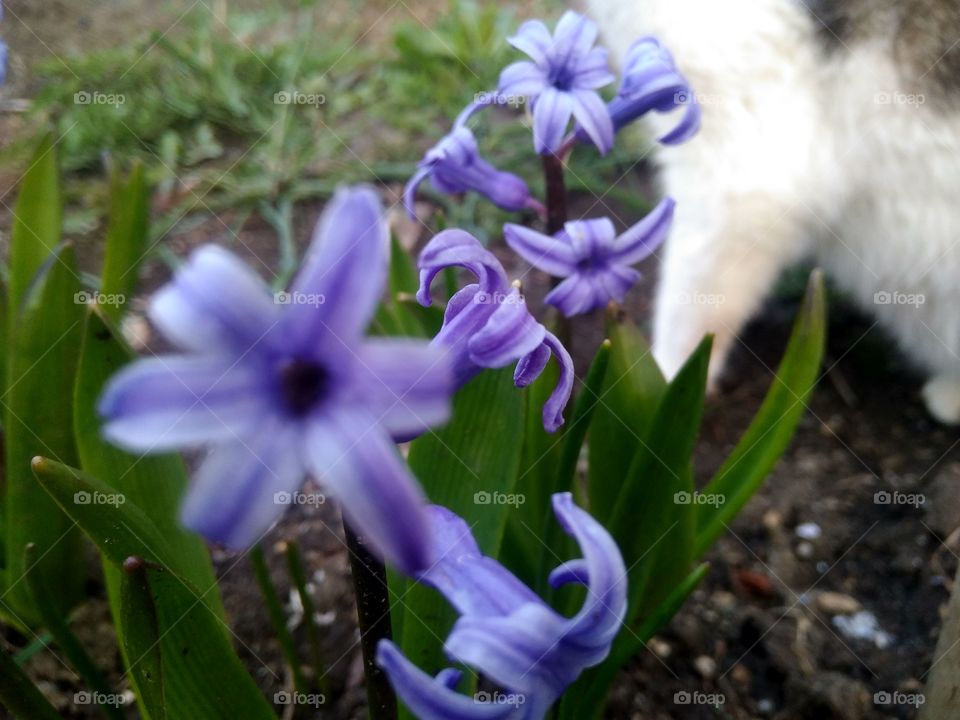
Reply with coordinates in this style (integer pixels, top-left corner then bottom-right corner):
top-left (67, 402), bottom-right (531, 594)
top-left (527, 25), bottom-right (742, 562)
top-left (586, 0), bottom-right (960, 423)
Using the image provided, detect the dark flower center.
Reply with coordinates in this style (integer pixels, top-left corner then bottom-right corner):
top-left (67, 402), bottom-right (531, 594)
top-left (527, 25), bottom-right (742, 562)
top-left (550, 65), bottom-right (575, 91)
top-left (279, 358), bottom-right (329, 417)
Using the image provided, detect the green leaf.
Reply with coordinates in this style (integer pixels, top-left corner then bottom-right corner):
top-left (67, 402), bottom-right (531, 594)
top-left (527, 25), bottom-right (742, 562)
top-left (32, 458), bottom-right (277, 720)
top-left (560, 563), bottom-right (710, 720)
top-left (119, 562), bottom-right (165, 720)
top-left (99, 162), bottom-right (150, 320)
top-left (24, 543), bottom-right (123, 720)
top-left (587, 314), bottom-right (666, 523)
top-left (558, 339), bottom-right (611, 499)
top-left (4, 235), bottom-right (85, 623)
top-left (609, 335), bottom-right (711, 619)
top-left (696, 270), bottom-right (826, 554)
top-left (393, 367), bottom-right (525, 708)
top-left (0, 644), bottom-right (62, 720)
top-left (7, 134), bottom-right (61, 317)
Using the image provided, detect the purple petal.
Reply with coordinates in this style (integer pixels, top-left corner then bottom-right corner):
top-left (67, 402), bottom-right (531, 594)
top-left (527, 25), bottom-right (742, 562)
top-left (550, 492), bottom-right (627, 649)
top-left (417, 230), bottom-right (510, 307)
top-left (419, 505), bottom-right (542, 617)
top-left (404, 166), bottom-right (433, 219)
top-left (609, 197), bottom-right (675, 264)
top-left (533, 87), bottom-right (574, 155)
top-left (179, 424), bottom-right (305, 548)
top-left (445, 605), bottom-right (571, 697)
top-left (497, 60), bottom-right (548, 98)
top-left (545, 274), bottom-right (599, 317)
top-left (468, 289), bottom-right (546, 368)
top-left (548, 559), bottom-right (590, 587)
top-left (563, 217), bottom-right (615, 258)
top-left (507, 19), bottom-right (553, 65)
top-left (376, 642), bottom-right (514, 720)
top-left (149, 245), bottom-right (280, 355)
top-left (540, 333), bottom-right (574, 433)
top-left (551, 11), bottom-right (598, 66)
top-left (572, 47), bottom-right (615, 90)
top-left (658, 99), bottom-right (702, 145)
top-left (595, 265), bottom-right (640, 304)
top-left (99, 356), bottom-right (269, 452)
top-left (514, 342), bottom-right (551, 388)
top-left (570, 89), bottom-right (614, 155)
top-left (503, 223), bottom-right (577, 276)
top-left (305, 414), bottom-right (430, 574)
top-left (356, 339), bottom-right (453, 438)
top-left (284, 186), bottom-right (387, 347)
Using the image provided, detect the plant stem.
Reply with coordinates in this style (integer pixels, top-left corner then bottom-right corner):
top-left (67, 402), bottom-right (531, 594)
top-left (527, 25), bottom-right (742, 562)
top-left (541, 153), bottom-right (569, 235)
top-left (541, 153), bottom-right (572, 346)
top-left (344, 519), bottom-right (397, 720)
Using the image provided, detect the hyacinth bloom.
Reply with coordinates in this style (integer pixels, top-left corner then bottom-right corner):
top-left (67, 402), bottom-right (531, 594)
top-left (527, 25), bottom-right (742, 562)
top-left (605, 36), bottom-right (701, 145)
top-left (498, 11), bottom-right (615, 155)
top-left (417, 229), bottom-right (573, 432)
top-left (99, 187), bottom-right (452, 574)
top-left (504, 198), bottom-right (675, 317)
top-left (376, 493), bottom-right (627, 720)
top-left (404, 125), bottom-right (539, 218)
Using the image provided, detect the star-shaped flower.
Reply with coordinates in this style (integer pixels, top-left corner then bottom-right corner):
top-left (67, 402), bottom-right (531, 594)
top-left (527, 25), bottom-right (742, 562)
top-left (498, 11), bottom-right (616, 155)
top-left (504, 198), bottom-right (674, 317)
top-left (99, 187), bottom-right (453, 573)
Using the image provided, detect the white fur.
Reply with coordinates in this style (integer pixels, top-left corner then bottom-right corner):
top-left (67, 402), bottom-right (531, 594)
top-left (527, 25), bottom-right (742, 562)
top-left (588, 0), bottom-right (960, 422)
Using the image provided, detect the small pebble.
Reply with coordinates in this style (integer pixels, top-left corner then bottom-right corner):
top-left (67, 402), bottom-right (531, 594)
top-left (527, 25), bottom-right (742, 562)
top-left (757, 698), bottom-right (775, 715)
top-left (816, 591), bottom-right (862, 616)
top-left (795, 522), bottom-right (822, 540)
top-left (649, 637), bottom-right (671, 658)
top-left (796, 541), bottom-right (814, 558)
top-left (693, 655), bottom-right (717, 679)
top-left (833, 610), bottom-right (894, 649)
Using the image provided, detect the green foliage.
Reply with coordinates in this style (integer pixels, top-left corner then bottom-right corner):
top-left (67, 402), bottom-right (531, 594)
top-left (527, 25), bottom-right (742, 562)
top-left (32, 458), bottom-right (276, 720)
top-left (3, 136), bottom-right (85, 624)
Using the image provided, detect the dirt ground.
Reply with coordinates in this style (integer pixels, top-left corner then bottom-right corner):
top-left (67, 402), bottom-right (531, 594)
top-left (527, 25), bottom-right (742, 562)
top-left (4, 2), bottom-right (960, 719)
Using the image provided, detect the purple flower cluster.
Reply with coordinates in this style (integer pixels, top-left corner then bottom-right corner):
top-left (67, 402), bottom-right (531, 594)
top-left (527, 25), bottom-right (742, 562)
top-left (377, 493), bottom-right (627, 719)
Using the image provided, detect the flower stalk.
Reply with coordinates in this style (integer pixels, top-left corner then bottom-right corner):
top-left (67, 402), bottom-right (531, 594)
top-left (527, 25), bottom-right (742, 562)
top-left (345, 520), bottom-right (398, 720)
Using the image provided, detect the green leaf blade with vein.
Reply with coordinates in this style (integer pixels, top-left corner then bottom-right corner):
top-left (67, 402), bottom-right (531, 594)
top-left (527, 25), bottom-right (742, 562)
top-left (696, 270), bottom-right (826, 555)
top-left (32, 458), bottom-right (277, 720)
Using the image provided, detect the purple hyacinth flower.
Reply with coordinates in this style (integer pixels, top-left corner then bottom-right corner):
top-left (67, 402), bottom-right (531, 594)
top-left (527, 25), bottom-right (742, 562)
top-left (504, 198), bottom-right (675, 317)
top-left (606, 36), bottom-right (701, 145)
top-left (405, 125), bottom-right (539, 218)
top-left (376, 493), bottom-right (628, 720)
top-left (99, 187), bottom-right (453, 574)
top-left (498, 11), bottom-right (616, 155)
top-left (417, 229), bottom-right (573, 432)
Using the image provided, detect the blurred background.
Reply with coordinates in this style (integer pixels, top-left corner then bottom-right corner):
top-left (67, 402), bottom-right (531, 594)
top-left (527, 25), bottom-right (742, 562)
top-left (1, 2), bottom-right (958, 719)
